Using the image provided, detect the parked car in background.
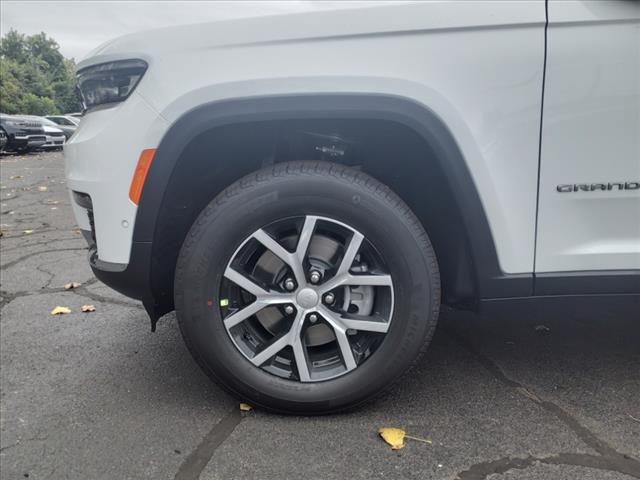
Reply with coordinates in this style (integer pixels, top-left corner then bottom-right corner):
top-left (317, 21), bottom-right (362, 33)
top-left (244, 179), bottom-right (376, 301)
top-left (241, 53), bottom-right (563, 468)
top-left (0, 114), bottom-right (46, 152)
top-left (66, 112), bottom-right (83, 119)
top-left (41, 124), bottom-right (66, 150)
top-left (22, 116), bottom-right (68, 148)
top-left (0, 128), bottom-right (7, 152)
top-left (40, 116), bottom-right (77, 139)
top-left (46, 115), bottom-right (80, 127)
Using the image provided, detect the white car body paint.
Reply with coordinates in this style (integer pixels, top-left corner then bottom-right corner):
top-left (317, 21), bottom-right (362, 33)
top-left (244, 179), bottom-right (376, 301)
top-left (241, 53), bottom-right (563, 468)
top-left (536, 0), bottom-right (640, 272)
top-left (64, 0), bottom-right (639, 278)
top-left (65, 95), bottom-right (169, 261)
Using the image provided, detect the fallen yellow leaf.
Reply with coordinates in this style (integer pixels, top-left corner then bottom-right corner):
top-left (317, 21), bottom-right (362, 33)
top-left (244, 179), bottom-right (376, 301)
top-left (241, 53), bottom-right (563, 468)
top-left (239, 403), bottom-right (252, 412)
top-left (23, 230), bottom-right (34, 235)
top-left (379, 427), bottom-right (405, 450)
top-left (51, 306), bottom-right (71, 315)
top-left (81, 304), bottom-right (96, 312)
top-left (10, 175), bottom-right (22, 180)
top-left (378, 427), bottom-right (432, 450)
top-left (37, 186), bottom-right (48, 191)
top-left (64, 282), bottom-right (81, 290)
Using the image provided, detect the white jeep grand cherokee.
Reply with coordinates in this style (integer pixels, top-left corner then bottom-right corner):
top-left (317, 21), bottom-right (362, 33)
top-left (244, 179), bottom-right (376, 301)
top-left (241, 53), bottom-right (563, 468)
top-left (64, 1), bottom-right (639, 413)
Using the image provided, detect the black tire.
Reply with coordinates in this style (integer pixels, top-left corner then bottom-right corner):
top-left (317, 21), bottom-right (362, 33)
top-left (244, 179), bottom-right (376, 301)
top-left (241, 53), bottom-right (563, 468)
top-left (174, 161), bottom-right (440, 414)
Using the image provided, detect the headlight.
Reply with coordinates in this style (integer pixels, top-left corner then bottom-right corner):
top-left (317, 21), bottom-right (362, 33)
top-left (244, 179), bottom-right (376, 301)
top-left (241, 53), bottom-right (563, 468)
top-left (5, 120), bottom-right (23, 127)
top-left (76, 59), bottom-right (147, 110)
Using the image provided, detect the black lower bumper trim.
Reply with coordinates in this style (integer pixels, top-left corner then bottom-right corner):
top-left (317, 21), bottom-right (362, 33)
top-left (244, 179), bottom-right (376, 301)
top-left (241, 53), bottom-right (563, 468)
top-left (535, 270), bottom-right (640, 295)
top-left (89, 241), bottom-right (153, 300)
top-left (89, 241), bottom-right (173, 329)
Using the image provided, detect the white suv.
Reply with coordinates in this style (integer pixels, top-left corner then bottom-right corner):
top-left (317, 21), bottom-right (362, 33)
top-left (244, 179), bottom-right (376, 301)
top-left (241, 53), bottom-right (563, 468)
top-left (64, 1), bottom-right (640, 413)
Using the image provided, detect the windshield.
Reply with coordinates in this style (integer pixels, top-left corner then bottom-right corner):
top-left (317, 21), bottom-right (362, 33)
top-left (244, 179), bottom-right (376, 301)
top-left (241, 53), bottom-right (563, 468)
top-left (39, 118), bottom-right (59, 127)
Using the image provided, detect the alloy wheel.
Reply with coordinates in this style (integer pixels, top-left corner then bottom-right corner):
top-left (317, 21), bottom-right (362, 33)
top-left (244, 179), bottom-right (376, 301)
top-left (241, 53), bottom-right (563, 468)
top-left (219, 215), bottom-right (394, 382)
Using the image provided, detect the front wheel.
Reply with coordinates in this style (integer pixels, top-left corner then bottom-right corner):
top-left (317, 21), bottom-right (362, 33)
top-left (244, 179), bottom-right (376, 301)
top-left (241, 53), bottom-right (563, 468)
top-left (175, 161), bottom-right (440, 413)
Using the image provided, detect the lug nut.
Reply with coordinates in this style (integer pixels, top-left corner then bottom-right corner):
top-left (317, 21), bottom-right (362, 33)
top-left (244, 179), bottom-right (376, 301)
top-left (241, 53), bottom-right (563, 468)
top-left (284, 278), bottom-right (296, 291)
top-left (284, 305), bottom-right (294, 315)
top-left (309, 313), bottom-right (318, 323)
top-left (323, 293), bottom-right (335, 305)
top-left (309, 271), bottom-right (321, 284)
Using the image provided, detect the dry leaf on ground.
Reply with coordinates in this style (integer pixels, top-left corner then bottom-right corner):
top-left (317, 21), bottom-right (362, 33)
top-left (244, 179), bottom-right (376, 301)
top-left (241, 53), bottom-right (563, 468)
top-left (51, 306), bottom-right (71, 315)
top-left (378, 427), bottom-right (432, 450)
top-left (81, 305), bottom-right (96, 312)
top-left (379, 427), bottom-right (405, 450)
top-left (239, 403), bottom-right (253, 412)
top-left (10, 175), bottom-right (22, 179)
top-left (22, 230), bottom-right (34, 235)
top-left (64, 282), bottom-right (81, 290)
top-left (37, 186), bottom-right (48, 191)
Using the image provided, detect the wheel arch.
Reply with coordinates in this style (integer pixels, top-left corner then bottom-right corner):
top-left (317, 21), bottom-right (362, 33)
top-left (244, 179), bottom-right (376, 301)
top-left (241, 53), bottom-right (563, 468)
top-left (132, 94), bottom-right (531, 317)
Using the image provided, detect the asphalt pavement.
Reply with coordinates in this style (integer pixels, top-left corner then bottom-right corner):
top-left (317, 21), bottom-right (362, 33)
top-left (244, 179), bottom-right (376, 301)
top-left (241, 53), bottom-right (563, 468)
top-left (1, 151), bottom-right (639, 480)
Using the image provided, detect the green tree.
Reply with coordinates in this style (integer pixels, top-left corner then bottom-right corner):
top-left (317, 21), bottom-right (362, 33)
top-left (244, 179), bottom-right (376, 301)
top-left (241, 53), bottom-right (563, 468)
top-left (0, 29), bottom-right (81, 115)
top-left (22, 92), bottom-right (57, 116)
top-left (0, 58), bottom-right (26, 113)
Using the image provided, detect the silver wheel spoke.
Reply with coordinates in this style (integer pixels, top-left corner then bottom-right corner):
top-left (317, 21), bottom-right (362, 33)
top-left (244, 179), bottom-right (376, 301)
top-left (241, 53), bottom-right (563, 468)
top-left (321, 272), bottom-right (393, 292)
top-left (340, 317), bottom-right (390, 333)
top-left (223, 301), bottom-right (266, 329)
top-left (252, 229), bottom-right (306, 287)
top-left (318, 307), bottom-right (357, 371)
top-left (250, 334), bottom-right (290, 366)
top-left (346, 274), bottom-right (393, 286)
top-left (224, 267), bottom-right (270, 296)
top-left (289, 311), bottom-right (312, 381)
top-left (292, 339), bottom-right (311, 381)
top-left (295, 216), bottom-right (317, 264)
top-left (336, 231), bottom-right (364, 276)
top-left (223, 295), bottom-right (293, 329)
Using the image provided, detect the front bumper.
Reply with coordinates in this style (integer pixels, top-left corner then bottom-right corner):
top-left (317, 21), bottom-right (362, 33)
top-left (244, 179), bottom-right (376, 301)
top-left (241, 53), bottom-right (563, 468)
top-left (73, 188), bottom-right (162, 323)
top-left (9, 134), bottom-right (46, 150)
top-left (42, 134), bottom-right (65, 149)
top-left (65, 91), bottom-right (169, 323)
top-left (64, 92), bottom-right (168, 265)
top-left (71, 190), bottom-right (148, 298)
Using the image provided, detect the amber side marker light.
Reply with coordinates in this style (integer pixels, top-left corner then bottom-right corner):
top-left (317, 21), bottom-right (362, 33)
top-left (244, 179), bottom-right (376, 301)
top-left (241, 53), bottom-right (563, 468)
top-left (129, 148), bottom-right (156, 205)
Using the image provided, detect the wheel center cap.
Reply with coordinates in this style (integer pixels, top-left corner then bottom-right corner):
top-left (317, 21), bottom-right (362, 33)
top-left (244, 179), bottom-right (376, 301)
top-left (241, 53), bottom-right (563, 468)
top-left (296, 288), bottom-right (319, 309)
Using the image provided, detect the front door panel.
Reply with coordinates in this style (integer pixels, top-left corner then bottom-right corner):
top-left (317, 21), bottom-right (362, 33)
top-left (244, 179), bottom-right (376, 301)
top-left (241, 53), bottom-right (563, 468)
top-left (536, 0), bottom-right (640, 273)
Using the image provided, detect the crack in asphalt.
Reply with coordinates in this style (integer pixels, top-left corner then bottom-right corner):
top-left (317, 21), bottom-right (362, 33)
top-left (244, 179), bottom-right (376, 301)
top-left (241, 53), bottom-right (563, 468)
top-left (173, 408), bottom-right (242, 480)
top-left (0, 237), bottom-right (84, 253)
top-left (73, 286), bottom-right (142, 310)
top-left (446, 327), bottom-right (640, 479)
top-left (1, 197), bottom-right (65, 214)
top-left (0, 246), bottom-right (88, 270)
top-left (34, 259), bottom-right (63, 289)
top-left (0, 278), bottom-right (141, 311)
